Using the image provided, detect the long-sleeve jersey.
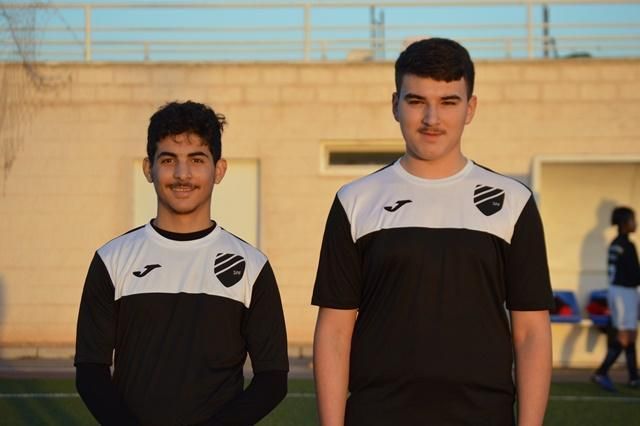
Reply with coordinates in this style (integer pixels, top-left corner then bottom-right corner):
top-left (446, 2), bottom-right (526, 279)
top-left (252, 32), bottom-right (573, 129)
top-left (608, 234), bottom-right (640, 288)
top-left (75, 222), bottom-right (289, 425)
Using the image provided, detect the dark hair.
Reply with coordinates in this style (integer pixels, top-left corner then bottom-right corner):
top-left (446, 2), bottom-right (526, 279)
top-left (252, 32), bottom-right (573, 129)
top-left (147, 101), bottom-right (226, 164)
top-left (611, 206), bottom-right (635, 227)
top-left (395, 38), bottom-right (475, 99)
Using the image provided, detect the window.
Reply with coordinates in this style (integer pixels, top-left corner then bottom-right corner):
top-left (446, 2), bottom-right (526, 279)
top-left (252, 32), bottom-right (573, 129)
top-left (321, 141), bottom-right (404, 175)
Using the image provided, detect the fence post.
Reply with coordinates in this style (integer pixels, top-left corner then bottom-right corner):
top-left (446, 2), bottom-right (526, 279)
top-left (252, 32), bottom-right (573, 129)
top-left (84, 5), bottom-right (92, 62)
top-left (304, 3), bottom-right (311, 62)
top-left (526, 1), bottom-right (533, 59)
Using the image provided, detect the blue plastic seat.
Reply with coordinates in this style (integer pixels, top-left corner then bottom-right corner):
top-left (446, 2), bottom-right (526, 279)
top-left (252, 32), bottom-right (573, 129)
top-left (586, 289), bottom-right (610, 327)
top-left (550, 290), bottom-right (581, 323)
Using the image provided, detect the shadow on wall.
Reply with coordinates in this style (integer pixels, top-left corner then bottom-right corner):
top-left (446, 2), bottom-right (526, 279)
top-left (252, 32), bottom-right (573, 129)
top-left (559, 199), bottom-right (616, 364)
top-left (581, 200), bottom-right (616, 353)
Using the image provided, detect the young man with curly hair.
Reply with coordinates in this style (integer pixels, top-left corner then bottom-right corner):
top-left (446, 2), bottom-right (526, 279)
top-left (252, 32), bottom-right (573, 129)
top-left (75, 101), bottom-right (289, 426)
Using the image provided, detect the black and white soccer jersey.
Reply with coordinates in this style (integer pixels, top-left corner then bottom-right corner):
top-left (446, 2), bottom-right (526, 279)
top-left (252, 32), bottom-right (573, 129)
top-left (312, 159), bottom-right (553, 426)
top-left (608, 234), bottom-right (640, 288)
top-left (75, 223), bottom-right (288, 426)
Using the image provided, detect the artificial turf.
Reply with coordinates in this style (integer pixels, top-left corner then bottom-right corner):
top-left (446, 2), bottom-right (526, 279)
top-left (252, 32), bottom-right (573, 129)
top-left (0, 379), bottom-right (639, 425)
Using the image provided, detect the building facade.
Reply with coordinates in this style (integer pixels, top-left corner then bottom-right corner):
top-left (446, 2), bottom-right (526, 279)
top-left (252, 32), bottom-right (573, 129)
top-left (0, 59), bottom-right (639, 366)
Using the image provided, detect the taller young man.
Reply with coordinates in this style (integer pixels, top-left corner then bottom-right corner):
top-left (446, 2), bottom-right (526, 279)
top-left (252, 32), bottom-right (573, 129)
top-left (75, 101), bottom-right (289, 426)
top-left (312, 38), bottom-right (553, 425)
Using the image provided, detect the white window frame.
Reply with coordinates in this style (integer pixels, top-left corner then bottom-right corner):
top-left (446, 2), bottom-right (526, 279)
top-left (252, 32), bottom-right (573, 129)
top-left (319, 140), bottom-right (405, 176)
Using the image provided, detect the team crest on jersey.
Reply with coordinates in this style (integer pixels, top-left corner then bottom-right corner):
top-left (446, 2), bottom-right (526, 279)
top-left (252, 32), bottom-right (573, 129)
top-left (474, 184), bottom-right (505, 216)
top-left (214, 253), bottom-right (246, 287)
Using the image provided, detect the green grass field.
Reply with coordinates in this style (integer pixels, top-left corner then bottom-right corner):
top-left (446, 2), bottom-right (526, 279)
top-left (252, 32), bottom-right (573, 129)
top-left (1, 378), bottom-right (639, 425)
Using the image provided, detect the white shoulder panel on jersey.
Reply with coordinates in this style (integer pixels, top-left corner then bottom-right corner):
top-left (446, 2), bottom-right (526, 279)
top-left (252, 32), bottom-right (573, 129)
top-left (337, 160), bottom-right (532, 244)
top-left (97, 224), bottom-right (267, 308)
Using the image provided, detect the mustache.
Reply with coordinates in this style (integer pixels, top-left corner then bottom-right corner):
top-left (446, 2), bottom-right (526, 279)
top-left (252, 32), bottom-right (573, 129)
top-left (168, 183), bottom-right (198, 190)
top-left (418, 126), bottom-right (446, 134)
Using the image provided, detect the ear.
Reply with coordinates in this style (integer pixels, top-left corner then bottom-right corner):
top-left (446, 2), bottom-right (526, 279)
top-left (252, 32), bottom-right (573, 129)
top-left (143, 157), bottom-right (153, 183)
top-left (214, 158), bottom-right (227, 184)
top-left (392, 92), bottom-right (400, 122)
top-left (464, 95), bottom-right (478, 125)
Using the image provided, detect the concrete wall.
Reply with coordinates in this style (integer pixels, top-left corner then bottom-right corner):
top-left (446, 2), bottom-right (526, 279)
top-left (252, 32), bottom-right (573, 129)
top-left (537, 160), bottom-right (640, 367)
top-left (0, 59), bottom-right (639, 365)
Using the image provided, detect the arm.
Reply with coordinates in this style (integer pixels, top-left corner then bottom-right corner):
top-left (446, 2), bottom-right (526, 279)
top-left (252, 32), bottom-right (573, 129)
top-left (75, 253), bottom-right (137, 424)
top-left (313, 307), bottom-right (357, 426)
top-left (312, 195), bottom-right (362, 425)
top-left (75, 363), bottom-right (138, 426)
top-left (199, 371), bottom-right (287, 426)
top-left (511, 310), bottom-right (552, 426)
top-left (207, 261), bottom-right (288, 425)
top-left (623, 241), bottom-right (640, 285)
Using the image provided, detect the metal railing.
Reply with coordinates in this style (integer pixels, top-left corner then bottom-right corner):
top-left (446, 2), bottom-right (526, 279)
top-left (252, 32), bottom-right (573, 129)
top-left (1, 1), bottom-right (639, 62)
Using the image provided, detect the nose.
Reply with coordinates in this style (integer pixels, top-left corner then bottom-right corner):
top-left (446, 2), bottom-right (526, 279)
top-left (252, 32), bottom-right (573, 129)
top-left (173, 159), bottom-right (192, 180)
top-left (422, 105), bottom-right (439, 126)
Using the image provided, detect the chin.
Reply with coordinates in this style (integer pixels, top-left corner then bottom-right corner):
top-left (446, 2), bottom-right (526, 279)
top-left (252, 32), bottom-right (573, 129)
top-left (410, 151), bottom-right (445, 162)
top-left (173, 205), bottom-right (201, 215)
top-left (161, 202), bottom-right (199, 216)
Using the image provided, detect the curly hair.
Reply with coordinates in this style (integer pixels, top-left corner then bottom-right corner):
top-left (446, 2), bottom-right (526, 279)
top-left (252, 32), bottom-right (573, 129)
top-left (147, 101), bottom-right (226, 164)
top-left (395, 38), bottom-right (475, 99)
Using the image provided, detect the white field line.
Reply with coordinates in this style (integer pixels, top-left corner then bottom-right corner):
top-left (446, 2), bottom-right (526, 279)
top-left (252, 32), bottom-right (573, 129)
top-left (286, 394), bottom-right (640, 402)
top-left (0, 392), bottom-right (639, 402)
top-left (0, 393), bottom-right (79, 398)
top-left (549, 395), bottom-right (640, 402)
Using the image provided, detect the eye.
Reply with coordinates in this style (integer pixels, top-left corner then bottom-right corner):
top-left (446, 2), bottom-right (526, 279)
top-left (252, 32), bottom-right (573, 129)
top-left (160, 157), bottom-right (174, 164)
top-left (442, 100), bottom-right (457, 106)
top-left (192, 157), bottom-right (205, 164)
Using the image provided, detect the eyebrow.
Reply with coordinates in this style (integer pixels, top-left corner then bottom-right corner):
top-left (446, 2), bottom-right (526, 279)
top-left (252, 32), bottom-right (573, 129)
top-left (156, 151), bottom-right (210, 158)
top-left (403, 93), bottom-right (426, 101)
top-left (403, 93), bottom-right (463, 102)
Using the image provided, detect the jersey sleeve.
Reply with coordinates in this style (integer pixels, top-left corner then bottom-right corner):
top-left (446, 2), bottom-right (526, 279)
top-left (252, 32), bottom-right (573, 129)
top-left (630, 242), bottom-right (640, 285)
top-left (505, 195), bottom-right (554, 311)
top-left (619, 241), bottom-right (640, 286)
top-left (74, 252), bottom-right (117, 366)
top-left (243, 261), bottom-right (289, 373)
top-left (311, 195), bottom-right (362, 309)
top-left (75, 363), bottom-right (139, 425)
top-left (205, 371), bottom-right (287, 426)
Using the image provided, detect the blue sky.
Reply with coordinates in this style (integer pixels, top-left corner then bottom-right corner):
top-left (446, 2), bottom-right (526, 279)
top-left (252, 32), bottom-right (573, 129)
top-left (3, 0), bottom-right (639, 61)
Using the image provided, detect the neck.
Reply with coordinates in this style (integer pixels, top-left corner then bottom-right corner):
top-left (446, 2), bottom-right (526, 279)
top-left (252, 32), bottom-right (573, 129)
top-left (153, 211), bottom-right (213, 233)
top-left (400, 152), bottom-right (467, 179)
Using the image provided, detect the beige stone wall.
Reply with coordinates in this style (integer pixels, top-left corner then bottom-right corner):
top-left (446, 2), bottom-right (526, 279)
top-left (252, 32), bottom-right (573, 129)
top-left (539, 162), bottom-right (640, 301)
top-left (0, 59), bottom-right (639, 365)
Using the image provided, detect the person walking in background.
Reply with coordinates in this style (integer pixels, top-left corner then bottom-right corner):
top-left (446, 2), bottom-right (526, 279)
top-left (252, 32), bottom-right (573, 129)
top-left (74, 101), bottom-right (289, 425)
top-left (592, 206), bottom-right (640, 391)
top-left (312, 38), bottom-right (553, 426)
